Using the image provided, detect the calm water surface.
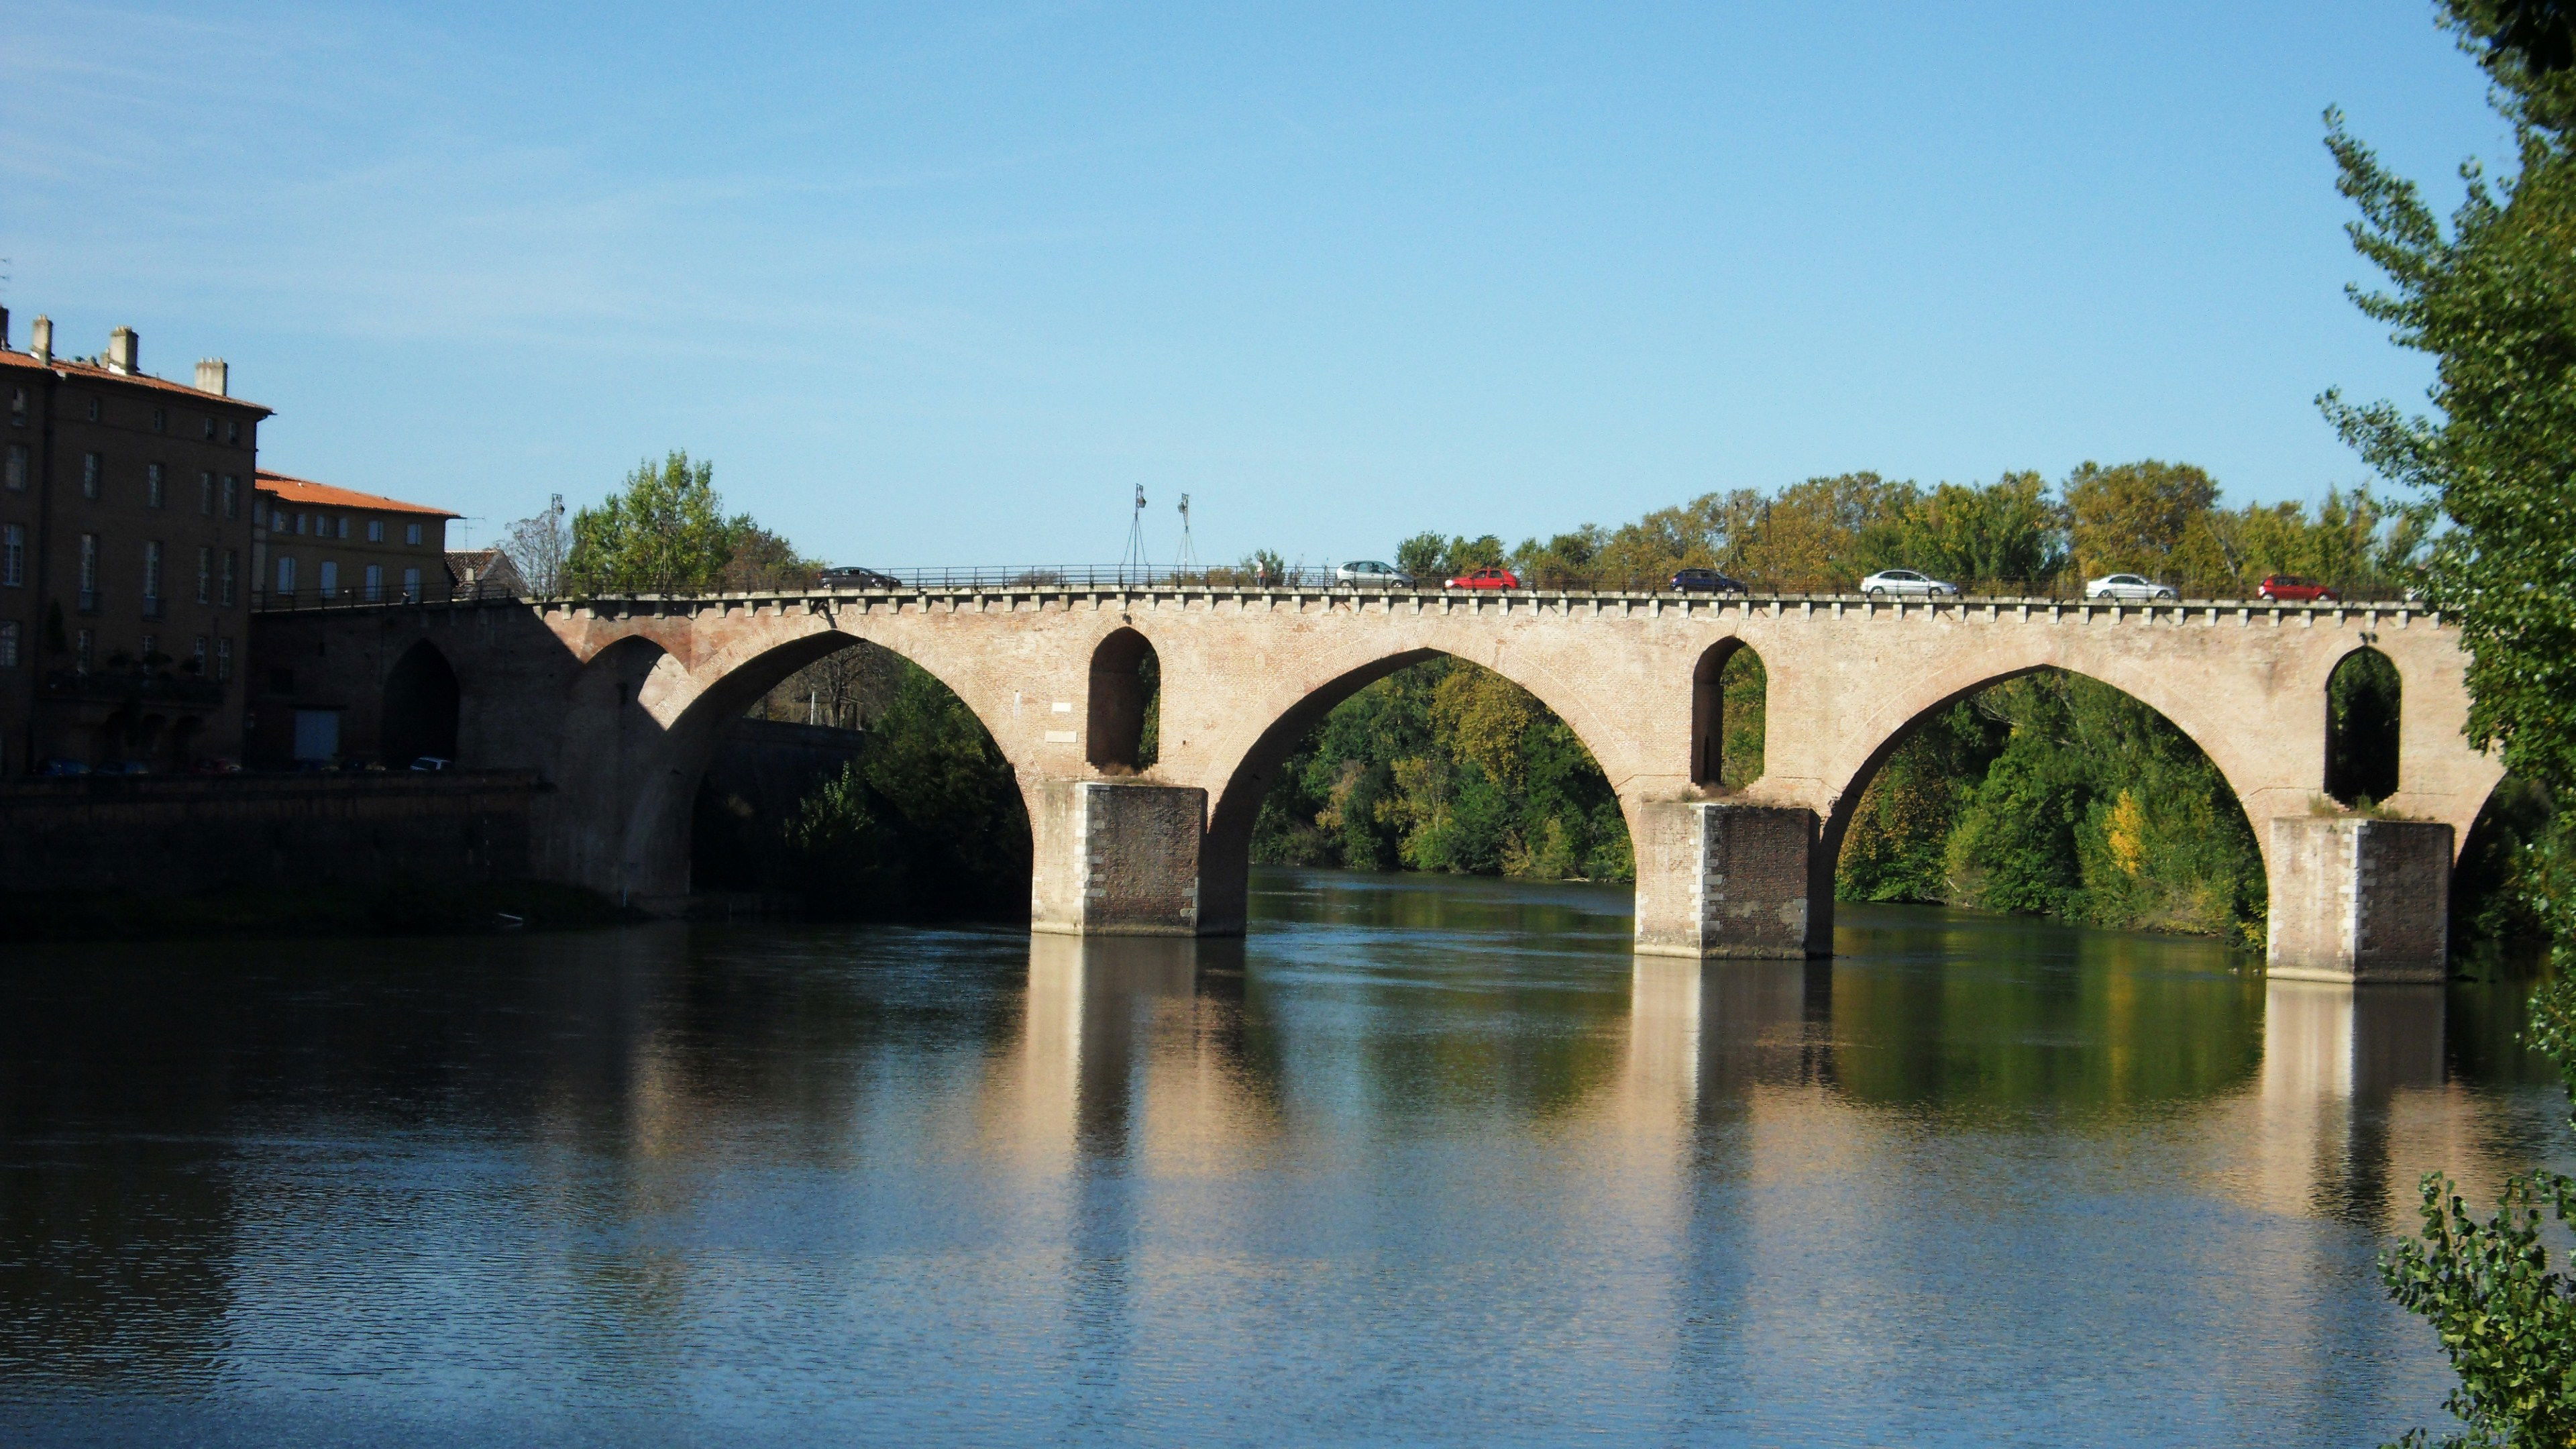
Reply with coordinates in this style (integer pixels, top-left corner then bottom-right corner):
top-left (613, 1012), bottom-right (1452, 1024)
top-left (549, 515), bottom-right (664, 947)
top-left (2, 868), bottom-right (2567, 1447)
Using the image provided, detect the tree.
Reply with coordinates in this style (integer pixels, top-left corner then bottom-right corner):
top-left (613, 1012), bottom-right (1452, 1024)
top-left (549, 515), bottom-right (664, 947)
top-left (564, 451), bottom-right (744, 594)
top-left (2063, 459), bottom-right (2218, 580)
top-left (1894, 472), bottom-right (2068, 590)
top-left (2324, 3), bottom-right (2576, 1442)
top-left (500, 494), bottom-right (568, 596)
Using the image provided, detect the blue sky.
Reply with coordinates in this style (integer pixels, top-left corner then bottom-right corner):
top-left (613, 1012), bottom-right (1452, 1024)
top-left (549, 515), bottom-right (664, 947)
top-left (0, 2), bottom-right (2512, 568)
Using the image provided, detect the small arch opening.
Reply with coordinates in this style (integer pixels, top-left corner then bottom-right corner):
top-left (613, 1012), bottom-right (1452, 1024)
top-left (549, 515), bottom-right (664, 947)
top-left (2324, 647), bottom-right (2400, 807)
top-left (382, 640), bottom-right (461, 767)
top-left (1690, 641), bottom-right (1766, 789)
top-left (1087, 627), bottom-right (1160, 773)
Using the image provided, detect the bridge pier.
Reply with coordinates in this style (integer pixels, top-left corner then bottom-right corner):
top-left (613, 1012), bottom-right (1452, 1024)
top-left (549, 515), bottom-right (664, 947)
top-left (2265, 817), bottom-right (2453, 984)
top-left (1030, 780), bottom-right (1208, 936)
top-left (1632, 801), bottom-right (1825, 959)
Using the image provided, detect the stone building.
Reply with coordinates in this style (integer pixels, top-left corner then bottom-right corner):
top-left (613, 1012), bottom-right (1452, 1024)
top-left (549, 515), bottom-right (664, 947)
top-left (253, 471), bottom-right (457, 608)
top-left (1, 309), bottom-right (268, 773)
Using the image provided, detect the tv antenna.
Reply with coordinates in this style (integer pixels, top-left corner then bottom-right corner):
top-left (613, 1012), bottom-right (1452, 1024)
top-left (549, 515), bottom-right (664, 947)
top-left (1120, 484), bottom-right (1150, 580)
top-left (1175, 492), bottom-right (1197, 572)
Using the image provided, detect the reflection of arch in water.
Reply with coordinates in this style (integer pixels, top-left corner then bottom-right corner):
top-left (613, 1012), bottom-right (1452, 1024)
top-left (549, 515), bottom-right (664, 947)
top-left (1199, 645), bottom-right (1625, 935)
top-left (2324, 645), bottom-right (2401, 806)
top-left (1087, 627), bottom-right (1159, 773)
top-left (1819, 665), bottom-right (2266, 938)
top-left (382, 639), bottom-right (461, 767)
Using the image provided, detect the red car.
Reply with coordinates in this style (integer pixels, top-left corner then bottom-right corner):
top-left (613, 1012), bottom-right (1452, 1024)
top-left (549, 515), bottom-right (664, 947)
top-left (1444, 567), bottom-right (1521, 590)
top-left (2257, 574), bottom-right (2339, 603)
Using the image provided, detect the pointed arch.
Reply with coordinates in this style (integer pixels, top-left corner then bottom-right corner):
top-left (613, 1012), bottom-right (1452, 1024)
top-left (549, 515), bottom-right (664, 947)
top-left (1087, 627), bottom-right (1159, 773)
top-left (381, 639), bottom-right (461, 767)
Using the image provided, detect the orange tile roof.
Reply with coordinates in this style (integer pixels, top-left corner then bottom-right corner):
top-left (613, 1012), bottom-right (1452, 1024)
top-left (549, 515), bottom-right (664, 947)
top-left (0, 347), bottom-right (272, 414)
top-left (258, 470), bottom-right (458, 519)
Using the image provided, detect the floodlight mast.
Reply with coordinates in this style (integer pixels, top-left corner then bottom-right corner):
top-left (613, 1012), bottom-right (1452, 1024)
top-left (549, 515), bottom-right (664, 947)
top-left (1120, 484), bottom-right (1150, 581)
top-left (1175, 493), bottom-right (1198, 574)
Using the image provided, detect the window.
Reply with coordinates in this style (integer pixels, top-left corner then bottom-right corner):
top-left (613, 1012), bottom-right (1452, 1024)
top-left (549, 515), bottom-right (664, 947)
top-left (221, 475), bottom-right (238, 519)
top-left (144, 540), bottom-right (163, 611)
top-left (0, 621), bottom-right (17, 668)
top-left (201, 416), bottom-right (215, 440)
top-left (8, 386), bottom-right (23, 426)
top-left (86, 397), bottom-right (99, 423)
top-left (221, 550), bottom-right (237, 606)
top-left (78, 533), bottom-right (99, 608)
top-left (364, 564), bottom-right (383, 602)
top-left (402, 566), bottom-right (421, 602)
top-left (4, 443), bottom-right (24, 490)
top-left (253, 497), bottom-right (266, 527)
top-left (319, 559), bottom-right (338, 598)
top-left (2, 524), bottom-right (19, 586)
top-left (150, 406), bottom-right (165, 433)
top-left (141, 633), bottom-right (158, 663)
top-left (216, 636), bottom-right (232, 681)
top-left (226, 419), bottom-right (240, 445)
top-left (294, 513), bottom-right (307, 536)
top-left (199, 472), bottom-right (214, 515)
top-left (75, 628), bottom-right (91, 672)
top-left (146, 463), bottom-right (164, 508)
top-left (337, 516), bottom-right (350, 540)
top-left (276, 555), bottom-right (295, 593)
top-left (81, 452), bottom-right (100, 499)
top-left (405, 521), bottom-right (424, 546)
top-left (197, 546), bottom-right (212, 604)
top-left (193, 636), bottom-right (207, 674)
top-left (367, 519), bottom-right (385, 543)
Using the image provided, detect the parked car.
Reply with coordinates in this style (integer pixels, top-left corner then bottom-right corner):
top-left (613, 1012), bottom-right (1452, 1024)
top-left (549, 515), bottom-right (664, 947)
top-left (1444, 566), bottom-right (1521, 590)
top-left (1335, 560), bottom-right (1413, 588)
top-left (409, 756), bottom-right (453, 772)
top-left (818, 565), bottom-right (902, 590)
top-left (1858, 569), bottom-right (1959, 598)
top-left (1669, 568), bottom-right (1748, 594)
top-left (36, 758), bottom-right (89, 777)
top-left (94, 759), bottom-right (151, 776)
top-left (2258, 574), bottom-right (2339, 603)
top-left (2084, 573), bottom-right (2177, 601)
top-left (191, 757), bottom-right (244, 775)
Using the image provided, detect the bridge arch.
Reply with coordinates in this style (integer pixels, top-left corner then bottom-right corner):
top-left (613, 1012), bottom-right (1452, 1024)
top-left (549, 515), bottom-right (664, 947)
top-left (614, 626), bottom-right (1035, 906)
top-left (1087, 627), bottom-right (1159, 773)
top-left (1690, 639), bottom-right (1766, 790)
top-left (1197, 641), bottom-right (1631, 934)
top-left (2325, 645), bottom-right (2402, 806)
top-left (1817, 663), bottom-right (2269, 930)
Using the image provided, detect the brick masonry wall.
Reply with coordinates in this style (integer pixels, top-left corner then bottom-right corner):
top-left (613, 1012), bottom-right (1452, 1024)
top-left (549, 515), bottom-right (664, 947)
top-left (0, 771), bottom-right (537, 895)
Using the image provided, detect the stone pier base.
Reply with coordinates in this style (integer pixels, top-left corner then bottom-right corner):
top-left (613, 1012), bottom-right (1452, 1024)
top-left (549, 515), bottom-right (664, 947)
top-left (2265, 816), bottom-right (2453, 983)
top-left (1632, 801), bottom-right (1824, 959)
top-left (1030, 780), bottom-right (1207, 936)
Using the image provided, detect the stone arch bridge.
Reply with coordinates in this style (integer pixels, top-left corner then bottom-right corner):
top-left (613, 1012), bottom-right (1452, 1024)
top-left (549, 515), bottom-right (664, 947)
top-left (254, 584), bottom-right (2502, 983)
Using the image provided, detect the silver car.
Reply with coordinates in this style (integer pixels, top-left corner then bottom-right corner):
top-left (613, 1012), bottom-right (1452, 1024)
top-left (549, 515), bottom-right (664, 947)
top-left (2084, 572), bottom-right (2176, 601)
top-left (1858, 568), bottom-right (1959, 598)
top-left (1335, 560), bottom-right (1413, 588)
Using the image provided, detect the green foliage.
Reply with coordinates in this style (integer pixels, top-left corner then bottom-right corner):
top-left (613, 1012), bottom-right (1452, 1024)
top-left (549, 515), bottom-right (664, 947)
top-left (1251, 657), bottom-right (1633, 882)
top-left (1836, 673), bottom-right (2269, 944)
top-left (1719, 647), bottom-right (1767, 789)
top-left (770, 659), bottom-right (1032, 919)
top-left (2063, 459), bottom-right (2218, 580)
top-left (563, 451), bottom-right (818, 595)
top-left (2329, 648), bottom-right (2406, 806)
top-left (2322, 6), bottom-right (2576, 1443)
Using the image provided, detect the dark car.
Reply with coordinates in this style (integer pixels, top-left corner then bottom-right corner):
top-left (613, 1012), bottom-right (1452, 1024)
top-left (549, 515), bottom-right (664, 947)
top-left (2258, 574), bottom-right (2339, 603)
top-left (1443, 567), bottom-right (1521, 590)
top-left (36, 758), bottom-right (89, 777)
top-left (818, 566), bottom-right (903, 590)
top-left (1670, 568), bottom-right (1747, 594)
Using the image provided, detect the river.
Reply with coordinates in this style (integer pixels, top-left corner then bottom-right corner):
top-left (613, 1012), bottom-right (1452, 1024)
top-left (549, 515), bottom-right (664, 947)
top-left (1, 867), bottom-right (2566, 1446)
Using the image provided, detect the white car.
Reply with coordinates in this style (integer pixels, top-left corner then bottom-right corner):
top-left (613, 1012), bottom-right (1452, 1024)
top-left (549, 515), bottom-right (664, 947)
top-left (1335, 560), bottom-right (1413, 588)
top-left (2084, 573), bottom-right (2176, 601)
top-left (1858, 569), bottom-right (1958, 598)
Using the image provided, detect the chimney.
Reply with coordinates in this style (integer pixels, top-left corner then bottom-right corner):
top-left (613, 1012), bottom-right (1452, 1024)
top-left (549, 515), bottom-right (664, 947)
top-left (195, 358), bottom-right (229, 396)
top-left (0, 305), bottom-right (9, 351)
top-left (107, 326), bottom-right (138, 376)
top-left (30, 315), bottom-right (50, 366)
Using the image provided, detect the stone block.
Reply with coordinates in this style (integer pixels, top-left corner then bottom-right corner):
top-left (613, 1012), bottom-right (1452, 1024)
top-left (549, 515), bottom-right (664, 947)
top-left (1633, 801), bottom-right (1821, 959)
top-left (2265, 816), bottom-right (2453, 983)
top-left (1032, 780), bottom-right (1205, 936)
